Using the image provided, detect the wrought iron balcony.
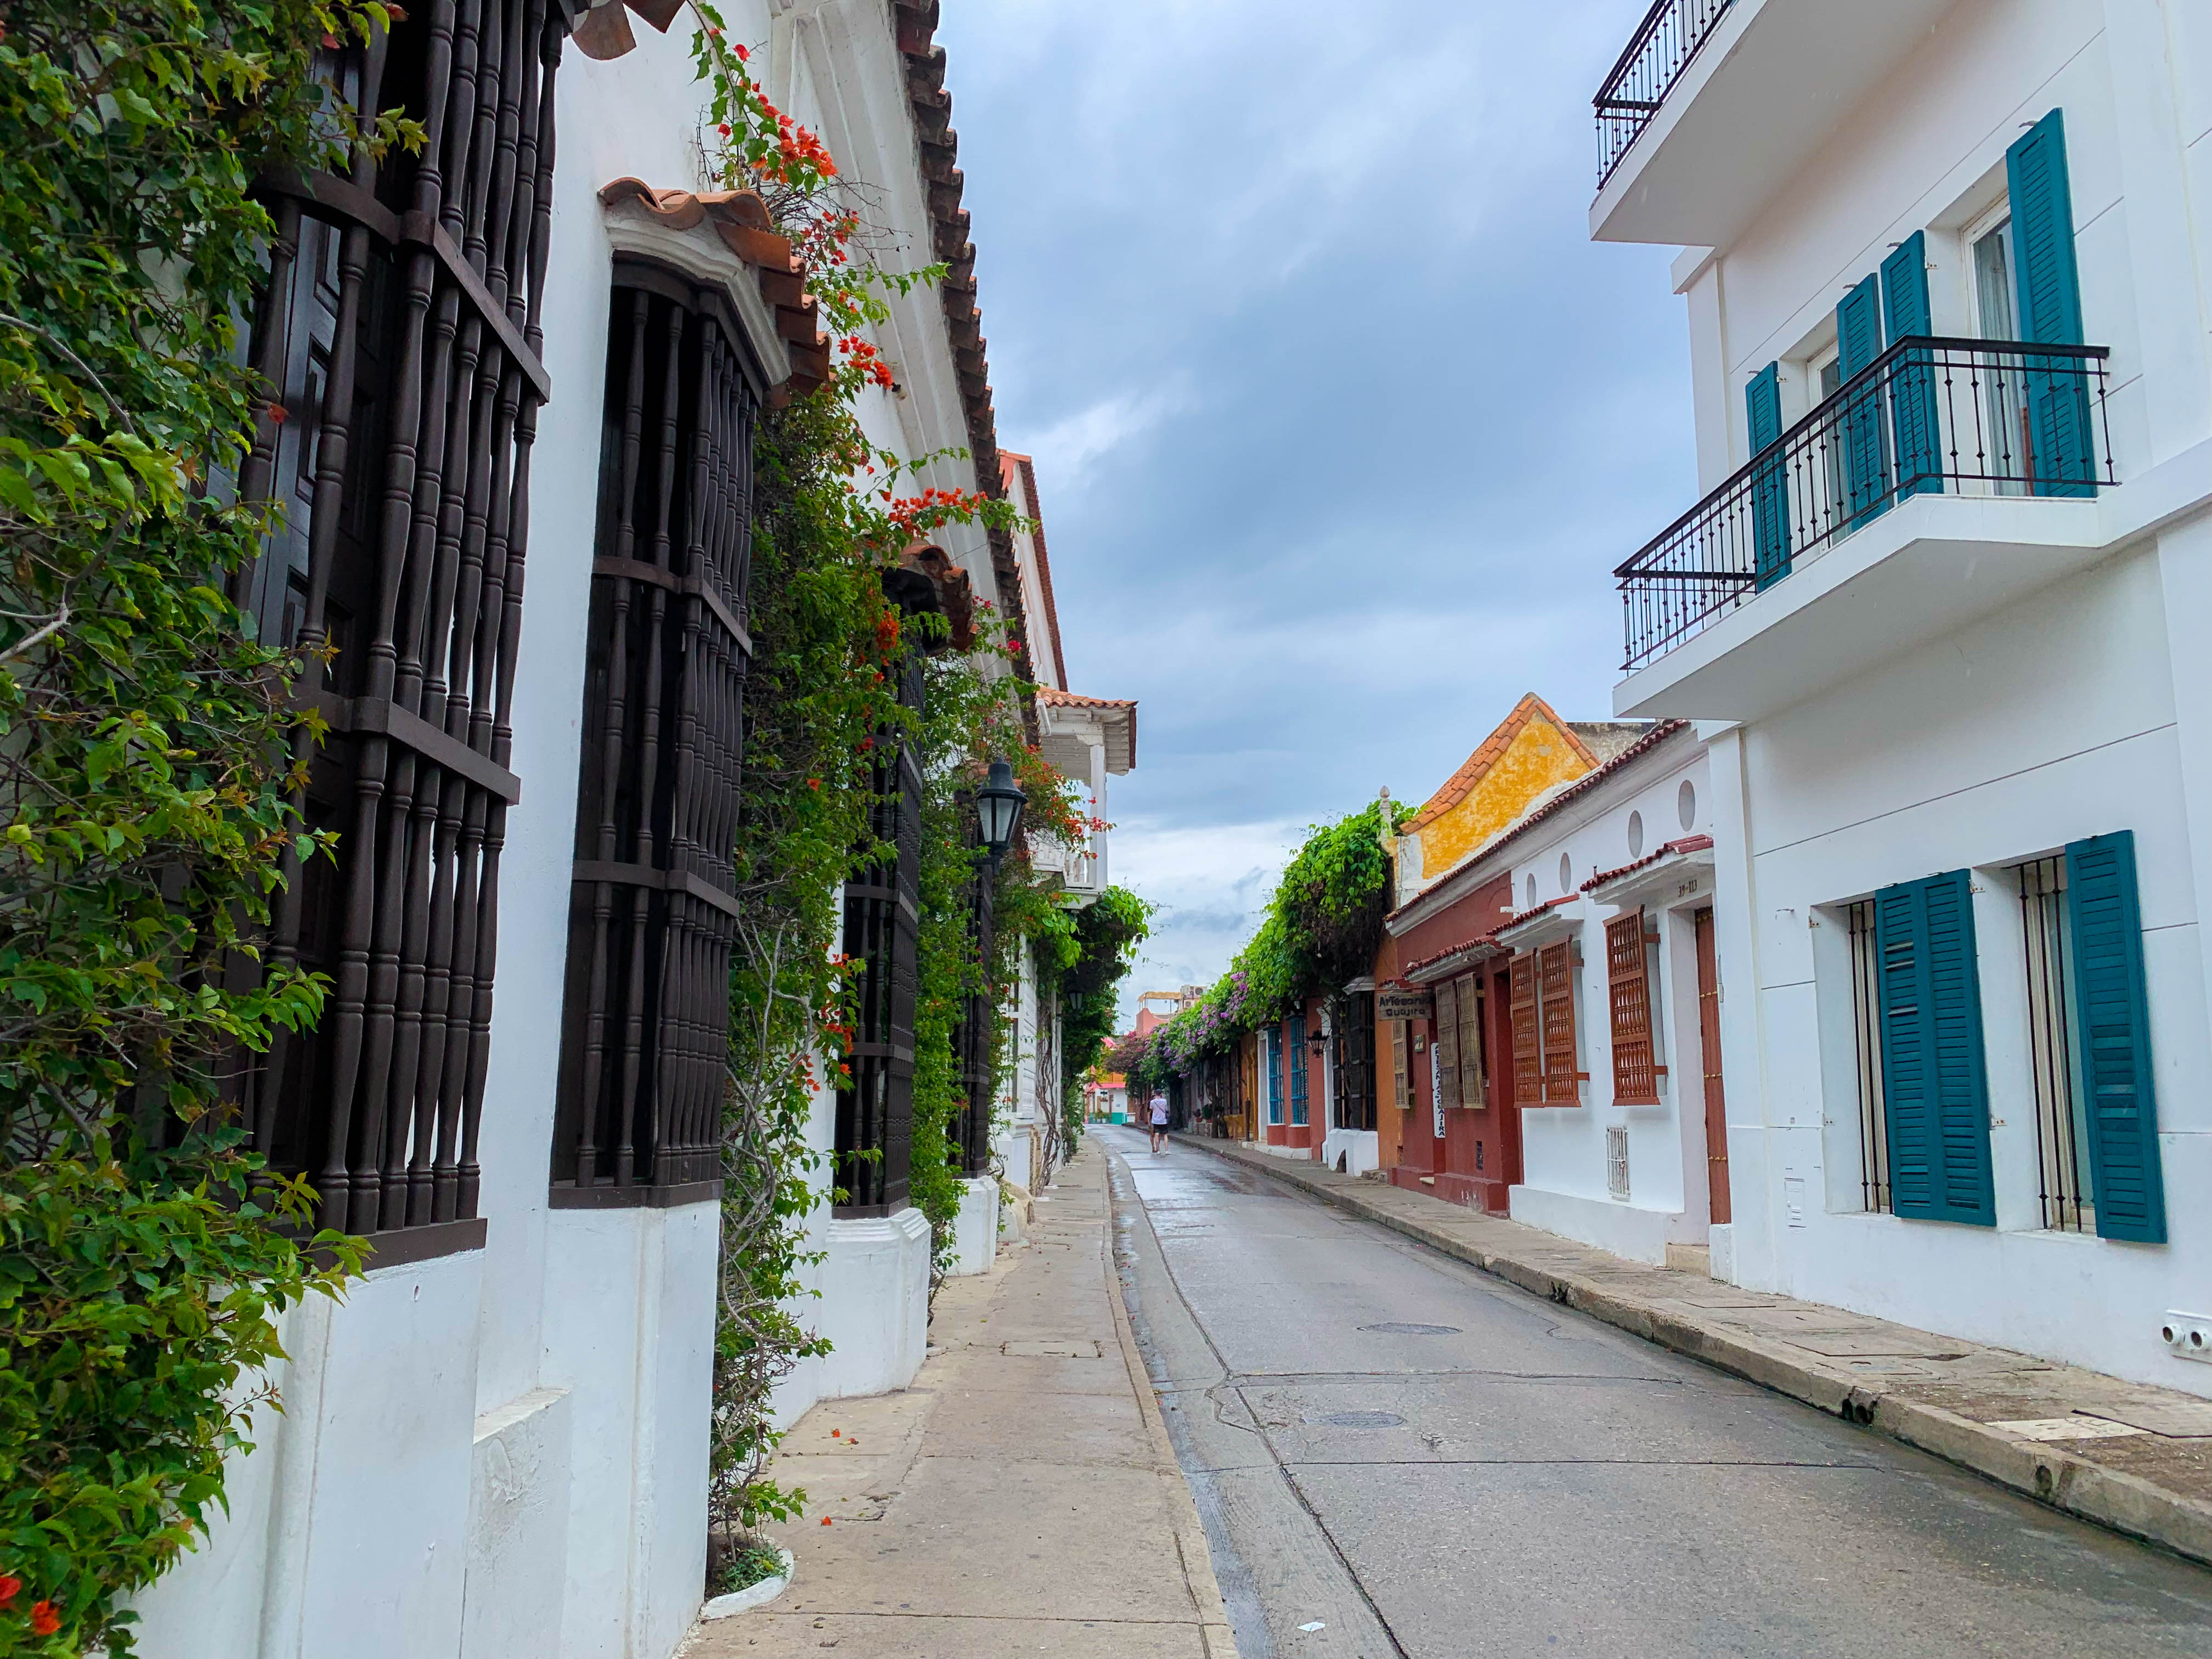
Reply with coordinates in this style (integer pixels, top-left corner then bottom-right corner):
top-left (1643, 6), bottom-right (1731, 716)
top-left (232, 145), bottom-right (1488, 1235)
top-left (1615, 336), bottom-right (2113, 672)
top-left (1595, 0), bottom-right (1736, 188)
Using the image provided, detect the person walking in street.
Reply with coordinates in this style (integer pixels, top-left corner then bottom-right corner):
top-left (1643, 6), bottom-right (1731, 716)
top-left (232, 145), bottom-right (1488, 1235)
top-left (1148, 1090), bottom-right (1170, 1154)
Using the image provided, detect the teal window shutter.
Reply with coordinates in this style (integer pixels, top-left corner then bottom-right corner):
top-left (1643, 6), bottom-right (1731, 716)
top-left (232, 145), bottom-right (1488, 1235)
top-left (1746, 362), bottom-right (1790, 590)
top-left (1881, 232), bottom-right (1940, 498)
top-left (1835, 275), bottom-right (1892, 529)
top-left (2065, 831), bottom-right (2166, 1242)
top-left (1877, 870), bottom-right (1995, 1225)
top-left (2006, 109), bottom-right (2096, 495)
top-left (1288, 1015), bottom-right (1308, 1126)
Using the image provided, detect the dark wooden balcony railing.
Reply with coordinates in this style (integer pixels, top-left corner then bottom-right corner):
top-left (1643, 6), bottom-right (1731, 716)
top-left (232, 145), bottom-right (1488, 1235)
top-left (1616, 336), bottom-right (2113, 672)
top-left (1594, 0), bottom-right (1735, 187)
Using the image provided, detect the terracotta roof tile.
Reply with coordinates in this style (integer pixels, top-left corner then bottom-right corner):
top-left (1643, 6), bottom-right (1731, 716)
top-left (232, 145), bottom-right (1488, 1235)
top-left (1036, 689), bottom-right (1135, 710)
top-left (1404, 694), bottom-right (1598, 835)
top-left (1580, 833), bottom-right (1714, 894)
top-left (1001, 453), bottom-right (1069, 692)
top-left (893, 1), bottom-right (1035, 725)
top-left (595, 179), bottom-right (831, 400)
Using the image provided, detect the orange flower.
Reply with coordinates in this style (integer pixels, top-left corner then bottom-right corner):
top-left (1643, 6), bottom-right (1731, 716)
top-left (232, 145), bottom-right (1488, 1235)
top-left (0, 1575), bottom-right (17, 1605)
top-left (30, 1601), bottom-right (60, 1637)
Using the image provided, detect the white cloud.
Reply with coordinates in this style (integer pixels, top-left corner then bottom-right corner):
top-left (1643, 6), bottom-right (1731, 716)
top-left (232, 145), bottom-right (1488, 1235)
top-left (1031, 379), bottom-right (1194, 494)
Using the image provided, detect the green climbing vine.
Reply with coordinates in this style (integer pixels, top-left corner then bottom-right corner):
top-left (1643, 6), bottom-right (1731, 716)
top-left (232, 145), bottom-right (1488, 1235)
top-left (684, 4), bottom-right (1099, 1560)
top-left (1131, 800), bottom-right (1409, 1087)
top-left (0, 4), bottom-right (408, 1651)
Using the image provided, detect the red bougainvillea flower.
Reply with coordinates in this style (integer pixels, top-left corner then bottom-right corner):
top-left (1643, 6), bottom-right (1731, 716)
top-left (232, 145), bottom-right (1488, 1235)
top-left (733, 41), bottom-right (749, 59)
top-left (717, 122), bottom-right (731, 136)
top-left (31, 1601), bottom-right (60, 1637)
top-left (0, 1575), bottom-right (18, 1605)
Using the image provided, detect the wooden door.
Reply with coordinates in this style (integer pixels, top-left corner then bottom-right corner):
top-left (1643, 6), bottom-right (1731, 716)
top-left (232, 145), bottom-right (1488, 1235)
top-left (1694, 906), bottom-right (1730, 1225)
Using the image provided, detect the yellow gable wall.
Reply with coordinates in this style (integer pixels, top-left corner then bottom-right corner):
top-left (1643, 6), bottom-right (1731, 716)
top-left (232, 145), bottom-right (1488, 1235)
top-left (1412, 715), bottom-right (1593, 882)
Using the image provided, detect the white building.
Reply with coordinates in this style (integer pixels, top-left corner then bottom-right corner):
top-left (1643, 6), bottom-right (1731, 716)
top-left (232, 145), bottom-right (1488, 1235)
top-left (1596, 0), bottom-right (2212, 1395)
top-left (134, 3), bottom-right (1051, 1654)
top-left (991, 455), bottom-right (1138, 1195)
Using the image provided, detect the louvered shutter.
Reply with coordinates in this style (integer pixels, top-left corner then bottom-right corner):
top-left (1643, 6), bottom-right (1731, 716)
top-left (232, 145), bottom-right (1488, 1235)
top-left (1607, 911), bottom-right (1660, 1104)
top-left (1288, 1015), bottom-right (1308, 1126)
top-left (1747, 362), bottom-right (1790, 590)
top-left (2007, 110), bottom-right (2095, 496)
top-left (1391, 1017), bottom-right (1409, 1114)
top-left (1457, 973), bottom-right (1485, 1108)
top-left (1435, 977), bottom-right (1461, 1110)
top-left (1539, 940), bottom-right (1583, 1105)
top-left (1511, 955), bottom-right (1542, 1107)
top-left (1881, 232), bottom-right (1940, 498)
top-left (2066, 832), bottom-right (2166, 1242)
top-left (1876, 871), bottom-right (1995, 1225)
top-left (1836, 275), bottom-right (1891, 529)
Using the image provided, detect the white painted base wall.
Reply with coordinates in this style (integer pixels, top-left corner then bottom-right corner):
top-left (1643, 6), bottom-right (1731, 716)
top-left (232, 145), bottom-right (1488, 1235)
top-left (1509, 1184), bottom-right (1689, 1267)
top-left (1321, 1127), bottom-right (1379, 1176)
top-left (949, 1174), bottom-right (1000, 1276)
top-left (543, 1200), bottom-right (719, 1659)
top-left (1708, 1222), bottom-right (1736, 1283)
top-left (810, 1207), bottom-right (931, 1400)
top-left (997, 1125), bottom-right (1034, 1193)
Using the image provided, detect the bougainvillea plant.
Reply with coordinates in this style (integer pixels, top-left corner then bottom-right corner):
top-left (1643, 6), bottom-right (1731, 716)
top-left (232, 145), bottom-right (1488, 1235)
top-left (681, 3), bottom-right (1094, 1552)
top-left (1128, 800), bottom-right (1410, 1088)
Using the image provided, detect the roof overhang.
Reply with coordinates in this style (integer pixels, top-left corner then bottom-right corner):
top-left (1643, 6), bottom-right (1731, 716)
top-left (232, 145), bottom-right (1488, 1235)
top-left (1492, 895), bottom-right (1585, 952)
top-left (1582, 836), bottom-right (1716, 910)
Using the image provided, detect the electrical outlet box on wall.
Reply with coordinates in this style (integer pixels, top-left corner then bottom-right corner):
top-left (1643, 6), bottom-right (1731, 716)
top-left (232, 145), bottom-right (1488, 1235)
top-left (2162, 1313), bottom-right (2212, 1362)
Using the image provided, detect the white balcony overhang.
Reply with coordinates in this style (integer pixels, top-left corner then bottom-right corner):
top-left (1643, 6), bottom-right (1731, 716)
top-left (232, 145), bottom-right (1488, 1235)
top-left (1591, 0), bottom-right (1956, 248)
top-left (1612, 492), bottom-right (2103, 721)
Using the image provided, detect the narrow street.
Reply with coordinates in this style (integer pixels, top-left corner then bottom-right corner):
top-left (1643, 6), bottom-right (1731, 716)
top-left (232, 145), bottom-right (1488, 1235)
top-left (1101, 1127), bottom-right (2212, 1659)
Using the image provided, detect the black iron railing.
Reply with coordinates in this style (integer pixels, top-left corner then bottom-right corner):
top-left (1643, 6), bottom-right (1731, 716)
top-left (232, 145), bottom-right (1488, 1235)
top-left (1595, 0), bottom-right (1735, 188)
top-left (1616, 336), bottom-right (2113, 672)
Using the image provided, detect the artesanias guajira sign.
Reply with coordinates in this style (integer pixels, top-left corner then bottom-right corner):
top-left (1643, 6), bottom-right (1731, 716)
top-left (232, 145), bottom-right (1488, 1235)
top-left (1375, 984), bottom-right (1433, 1022)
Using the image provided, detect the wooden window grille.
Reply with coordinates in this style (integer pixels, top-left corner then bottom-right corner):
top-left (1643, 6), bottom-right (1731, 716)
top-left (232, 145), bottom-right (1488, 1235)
top-left (1847, 899), bottom-right (1892, 1214)
top-left (1455, 971), bottom-right (1485, 1108)
top-left (1606, 910), bottom-right (1663, 1105)
top-left (549, 268), bottom-right (759, 1200)
top-left (1510, 955), bottom-right (1542, 1108)
top-left (225, 9), bottom-right (570, 1235)
top-left (1435, 978), bottom-right (1461, 1110)
top-left (835, 656), bottom-right (924, 1215)
top-left (1391, 1018), bottom-right (1410, 1111)
top-left (1538, 941), bottom-right (1587, 1105)
top-left (1331, 994), bottom-right (1378, 1132)
top-left (951, 840), bottom-right (997, 1177)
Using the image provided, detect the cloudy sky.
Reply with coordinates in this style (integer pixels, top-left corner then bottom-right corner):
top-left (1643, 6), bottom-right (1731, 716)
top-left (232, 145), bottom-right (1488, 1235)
top-left (930, 1), bottom-right (1697, 1022)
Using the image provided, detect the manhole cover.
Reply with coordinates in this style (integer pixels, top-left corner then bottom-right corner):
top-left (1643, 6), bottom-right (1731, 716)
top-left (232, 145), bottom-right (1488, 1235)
top-left (1314, 1410), bottom-right (1406, 1428)
top-left (1359, 1322), bottom-right (1461, 1336)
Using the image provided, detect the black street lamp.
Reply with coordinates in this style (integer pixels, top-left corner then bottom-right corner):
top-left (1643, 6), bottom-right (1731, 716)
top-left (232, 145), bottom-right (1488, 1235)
top-left (1307, 1026), bottom-right (1326, 1058)
top-left (974, 758), bottom-right (1027, 868)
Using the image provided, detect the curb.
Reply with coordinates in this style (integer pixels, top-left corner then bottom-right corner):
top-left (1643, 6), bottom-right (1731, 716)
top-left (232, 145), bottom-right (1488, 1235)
top-left (698, 1548), bottom-right (795, 1620)
top-left (1171, 1133), bottom-right (2212, 1572)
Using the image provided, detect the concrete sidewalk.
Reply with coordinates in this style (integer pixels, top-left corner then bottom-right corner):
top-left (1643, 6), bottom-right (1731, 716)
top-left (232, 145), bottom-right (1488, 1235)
top-left (684, 1143), bottom-right (1237, 1657)
top-left (1173, 1132), bottom-right (2212, 1571)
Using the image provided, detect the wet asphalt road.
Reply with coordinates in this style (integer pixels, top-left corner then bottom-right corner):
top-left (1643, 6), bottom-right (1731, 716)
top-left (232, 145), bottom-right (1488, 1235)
top-left (1098, 1126), bottom-right (2212, 1659)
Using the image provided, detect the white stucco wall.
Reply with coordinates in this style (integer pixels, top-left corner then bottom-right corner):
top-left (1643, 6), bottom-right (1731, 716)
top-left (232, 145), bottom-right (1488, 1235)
top-left (1616, 0), bottom-right (2212, 1393)
top-left (1487, 738), bottom-right (1717, 1263)
top-left (137, 2), bottom-right (996, 1650)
